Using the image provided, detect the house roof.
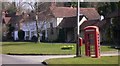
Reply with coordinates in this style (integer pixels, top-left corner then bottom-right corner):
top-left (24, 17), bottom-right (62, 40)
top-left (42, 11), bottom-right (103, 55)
top-left (58, 16), bottom-right (85, 28)
top-left (22, 7), bottom-right (100, 22)
top-left (81, 20), bottom-right (107, 30)
top-left (22, 12), bottom-right (53, 22)
top-left (58, 16), bottom-right (106, 30)
top-left (50, 7), bottom-right (100, 20)
top-left (3, 17), bottom-right (11, 24)
top-left (50, 7), bottom-right (76, 18)
top-left (54, 7), bottom-right (103, 30)
top-left (80, 8), bottom-right (100, 20)
top-left (58, 17), bottom-right (77, 28)
top-left (2, 10), bottom-right (23, 25)
top-left (2, 11), bottom-right (11, 24)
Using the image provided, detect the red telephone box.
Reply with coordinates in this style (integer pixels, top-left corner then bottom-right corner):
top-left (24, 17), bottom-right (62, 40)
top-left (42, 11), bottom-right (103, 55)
top-left (84, 26), bottom-right (100, 58)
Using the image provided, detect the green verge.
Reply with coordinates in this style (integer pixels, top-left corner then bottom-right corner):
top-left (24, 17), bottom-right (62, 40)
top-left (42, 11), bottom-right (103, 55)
top-left (2, 42), bottom-right (118, 54)
top-left (45, 56), bottom-right (119, 64)
top-left (2, 42), bottom-right (76, 54)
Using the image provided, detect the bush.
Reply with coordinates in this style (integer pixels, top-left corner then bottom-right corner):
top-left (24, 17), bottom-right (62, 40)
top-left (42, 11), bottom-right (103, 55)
top-left (31, 35), bottom-right (38, 43)
top-left (6, 32), bottom-right (14, 41)
top-left (61, 45), bottom-right (74, 50)
top-left (18, 30), bottom-right (25, 41)
top-left (2, 36), bottom-right (7, 41)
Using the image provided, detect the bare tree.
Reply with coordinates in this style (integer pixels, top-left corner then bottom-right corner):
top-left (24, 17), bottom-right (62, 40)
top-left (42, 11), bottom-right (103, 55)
top-left (19, 2), bottom-right (53, 42)
top-left (34, 2), bottom-right (53, 42)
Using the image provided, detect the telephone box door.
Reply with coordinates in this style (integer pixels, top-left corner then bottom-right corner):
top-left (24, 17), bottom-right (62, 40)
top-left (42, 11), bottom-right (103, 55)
top-left (86, 33), bottom-right (96, 57)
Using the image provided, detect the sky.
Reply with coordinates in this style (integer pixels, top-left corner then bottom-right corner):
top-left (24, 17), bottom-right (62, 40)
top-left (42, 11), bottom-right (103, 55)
top-left (1, 0), bottom-right (119, 2)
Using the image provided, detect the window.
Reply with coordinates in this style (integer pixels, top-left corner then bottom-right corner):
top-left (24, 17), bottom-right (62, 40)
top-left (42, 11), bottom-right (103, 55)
top-left (31, 31), bottom-right (34, 37)
top-left (25, 31), bottom-right (30, 40)
top-left (26, 31), bottom-right (30, 36)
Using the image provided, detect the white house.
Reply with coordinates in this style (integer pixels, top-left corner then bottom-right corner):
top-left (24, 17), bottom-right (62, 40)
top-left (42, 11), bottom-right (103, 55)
top-left (13, 3), bottom-right (101, 42)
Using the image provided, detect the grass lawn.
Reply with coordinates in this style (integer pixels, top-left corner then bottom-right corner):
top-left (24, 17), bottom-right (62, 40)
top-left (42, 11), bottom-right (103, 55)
top-left (2, 42), bottom-right (118, 54)
top-left (2, 42), bottom-right (76, 54)
top-left (45, 56), bottom-right (119, 64)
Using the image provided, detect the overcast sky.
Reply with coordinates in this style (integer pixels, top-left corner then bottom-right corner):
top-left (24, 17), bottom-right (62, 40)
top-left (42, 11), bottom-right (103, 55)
top-left (1, 0), bottom-right (119, 2)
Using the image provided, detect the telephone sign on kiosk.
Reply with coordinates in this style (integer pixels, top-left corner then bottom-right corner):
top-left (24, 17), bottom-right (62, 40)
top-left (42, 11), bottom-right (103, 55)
top-left (84, 26), bottom-right (100, 58)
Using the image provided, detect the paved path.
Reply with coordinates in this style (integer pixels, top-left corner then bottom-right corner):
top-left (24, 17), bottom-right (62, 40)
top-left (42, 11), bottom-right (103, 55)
top-left (101, 51), bottom-right (120, 56)
top-left (1, 54), bottom-right (74, 64)
top-left (1, 51), bottom-right (120, 64)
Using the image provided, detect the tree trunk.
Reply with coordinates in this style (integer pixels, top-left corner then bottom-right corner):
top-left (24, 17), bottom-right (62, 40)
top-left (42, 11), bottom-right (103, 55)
top-left (35, 14), bottom-right (41, 43)
top-left (37, 33), bottom-right (40, 42)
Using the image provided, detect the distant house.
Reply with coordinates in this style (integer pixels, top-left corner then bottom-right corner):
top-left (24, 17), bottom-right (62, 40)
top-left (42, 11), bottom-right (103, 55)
top-left (18, 12), bottom-right (54, 41)
top-left (19, 5), bottom-right (102, 42)
top-left (14, 5), bottom-right (101, 42)
top-left (2, 10), bottom-right (22, 41)
top-left (2, 17), bottom-right (11, 40)
top-left (44, 7), bottom-right (102, 42)
top-left (2, 3), bottom-right (105, 43)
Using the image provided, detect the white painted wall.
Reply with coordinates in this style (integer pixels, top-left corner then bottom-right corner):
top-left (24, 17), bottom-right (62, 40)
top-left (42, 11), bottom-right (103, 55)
top-left (14, 21), bottom-right (41, 40)
top-left (57, 18), bottom-right (63, 26)
top-left (45, 18), bottom-right (63, 28)
top-left (13, 17), bottom-right (62, 41)
top-left (14, 31), bottom-right (18, 40)
top-left (46, 18), bottom-right (57, 28)
top-left (44, 22), bottom-right (48, 39)
top-left (21, 21), bottom-right (37, 31)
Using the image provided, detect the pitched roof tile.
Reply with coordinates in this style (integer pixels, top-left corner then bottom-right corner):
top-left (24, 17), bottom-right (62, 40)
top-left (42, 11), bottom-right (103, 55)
top-left (51, 7), bottom-right (100, 20)
top-left (3, 17), bottom-right (11, 24)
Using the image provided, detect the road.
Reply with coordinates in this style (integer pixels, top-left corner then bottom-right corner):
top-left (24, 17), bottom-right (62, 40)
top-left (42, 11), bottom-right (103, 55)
top-left (1, 54), bottom-right (75, 64)
top-left (1, 51), bottom-right (120, 65)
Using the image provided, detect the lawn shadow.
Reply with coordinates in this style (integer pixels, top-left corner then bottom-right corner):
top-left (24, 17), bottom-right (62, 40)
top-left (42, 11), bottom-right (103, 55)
top-left (101, 42), bottom-right (120, 50)
top-left (2, 42), bottom-right (32, 46)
